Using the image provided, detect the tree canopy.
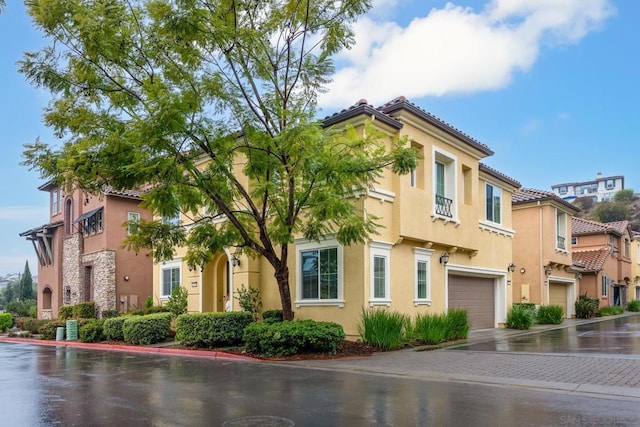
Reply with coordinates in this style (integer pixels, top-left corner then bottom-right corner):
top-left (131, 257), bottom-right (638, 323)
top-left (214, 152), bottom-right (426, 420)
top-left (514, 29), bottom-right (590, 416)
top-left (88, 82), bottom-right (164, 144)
top-left (20, 0), bottom-right (416, 319)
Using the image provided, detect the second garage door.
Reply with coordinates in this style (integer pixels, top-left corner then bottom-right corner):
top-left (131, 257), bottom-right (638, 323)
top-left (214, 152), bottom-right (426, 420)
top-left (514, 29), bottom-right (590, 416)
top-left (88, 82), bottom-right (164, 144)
top-left (448, 275), bottom-right (495, 329)
top-left (548, 283), bottom-right (567, 318)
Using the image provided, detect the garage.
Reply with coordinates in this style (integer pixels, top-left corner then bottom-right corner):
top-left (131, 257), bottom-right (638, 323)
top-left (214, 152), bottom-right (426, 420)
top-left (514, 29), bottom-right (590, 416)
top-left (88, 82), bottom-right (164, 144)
top-left (549, 283), bottom-right (568, 318)
top-left (448, 275), bottom-right (495, 329)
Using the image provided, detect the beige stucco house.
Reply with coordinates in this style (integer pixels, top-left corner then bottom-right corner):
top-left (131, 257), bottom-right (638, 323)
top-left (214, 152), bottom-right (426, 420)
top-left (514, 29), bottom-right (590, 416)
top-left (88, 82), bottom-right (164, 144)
top-left (571, 217), bottom-right (633, 307)
top-left (511, 188), bottom-right (581, 318)
top-left (630, 232), bottom-right (640, 301)
top-left (153, 97), bottom-right (521, 336)
top-left (20, 183), bottom-right (154, 319)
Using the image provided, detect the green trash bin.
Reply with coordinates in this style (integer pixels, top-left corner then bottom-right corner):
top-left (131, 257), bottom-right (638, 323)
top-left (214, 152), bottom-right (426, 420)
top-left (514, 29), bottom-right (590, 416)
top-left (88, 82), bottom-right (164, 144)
top-left (66, 320), bottom-right (78, 341)
top-left (55, 327), bottom-right (65, 341)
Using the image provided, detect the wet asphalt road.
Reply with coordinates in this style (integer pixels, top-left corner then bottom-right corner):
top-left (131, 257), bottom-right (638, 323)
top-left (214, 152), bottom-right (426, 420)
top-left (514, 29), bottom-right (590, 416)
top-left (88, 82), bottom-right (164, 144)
top-left (1, 338), bottom-right (640, 426)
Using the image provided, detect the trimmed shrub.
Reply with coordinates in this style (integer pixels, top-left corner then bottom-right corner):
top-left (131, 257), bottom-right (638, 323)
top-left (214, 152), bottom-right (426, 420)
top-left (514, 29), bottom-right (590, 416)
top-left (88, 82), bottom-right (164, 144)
top-left (446, 309), bottom-right (470, 340)
top-left (627, 300), bottom-right (640, 312)
top-left (79, 320), bottom-right (105, 343)
top-left (38, 320), bottom-right (67, 340)
top-left (537, 305), bottom-right (564, 325)
top-left (506, 304), bottom-right (535, 330)
top-left (145, 305), bottom-right (170, 314)
top-left (575, 293), bottom-right (599, 319)
top-left (123, 313), bottom-right (172, 345)
top-left (244, 320), bottom-right (345, 357)
top-left (21, 317), bottom-right (45, 334)
top-left (101, 310), bottom-right (120, 319)
top-left (598, 305), bottom-right (624, 317)
top-left (357, 308), bottom-right (410, 351)
top-left (103, 317), bottom-right (127, 341)
top-left (0, 312), bottom-right (12, 332)
top-left (175, 312), bottom-right (254, 348)
top-left (58, 305), bottom-right (74, 320)
top-left (73, 302), bottom-right (96, 319)
top-left (262, 309), bottom-right (284, 323)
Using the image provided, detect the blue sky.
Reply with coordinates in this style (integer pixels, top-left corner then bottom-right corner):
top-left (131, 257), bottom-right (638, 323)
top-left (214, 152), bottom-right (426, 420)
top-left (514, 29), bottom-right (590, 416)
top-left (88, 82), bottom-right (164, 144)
top-left (0, 0), bottom-right (636, 277)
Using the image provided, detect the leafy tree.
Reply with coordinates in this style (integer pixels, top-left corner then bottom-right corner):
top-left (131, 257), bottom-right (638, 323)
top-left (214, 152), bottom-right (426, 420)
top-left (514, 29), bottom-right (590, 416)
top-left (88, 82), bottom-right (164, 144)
top-left (19, 261), bottom-right (34, 301)
top-left (614, 189), bottom-right (634, 203)
top-left (589, 201), bottom-right (630, 223)
top-left (20, 0), bottom-right (416, 320)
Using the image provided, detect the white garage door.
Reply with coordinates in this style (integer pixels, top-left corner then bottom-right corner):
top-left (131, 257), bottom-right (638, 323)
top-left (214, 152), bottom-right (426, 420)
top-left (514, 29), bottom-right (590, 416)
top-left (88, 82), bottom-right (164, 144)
top-left (448, 275), bottom-right (495, 330)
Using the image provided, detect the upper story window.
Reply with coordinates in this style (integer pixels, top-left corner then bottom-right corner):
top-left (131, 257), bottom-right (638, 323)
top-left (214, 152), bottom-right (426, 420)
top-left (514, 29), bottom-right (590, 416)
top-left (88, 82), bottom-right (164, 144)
top-left (82, 208), bottom-right (103, 236)
top-left (556, 210), bottom-right (567, 250)
top-left (128, 212), bottom-right (141, 235)
top-left (433, 149), bottom-right (457, 220)
top-left (296, 236), bottom-right (343, 306)
top-left (161, 260), bottom-right (182, 297)
top-left (485, 183), bottom-right (502, 224)
top-left (51, 188), bottom-right (60, 215)
top-left (558, 186), bottom-right (567, 194)
top-left (609, 234), bottom-right (616, 253)
top-left (606, 179), bottom-right (615, 189)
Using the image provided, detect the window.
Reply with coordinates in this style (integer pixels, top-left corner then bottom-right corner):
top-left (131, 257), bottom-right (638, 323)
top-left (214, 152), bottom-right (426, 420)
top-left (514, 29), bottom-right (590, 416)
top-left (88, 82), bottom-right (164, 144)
top-left (609, 234), bottom-right (616, 253)
top-left (161, 260), bottom-right (182, 297)
top-left (414, 248), bottom-right (433, 304)
top-left (51, 188), bottom-right (60, 214)
top-left (571, 236), bottom-right (578, 245)
top-left (163, 209), bottom-right (181, 226)
top-left (485, 183), bottom-right (502, 224)
top-left (606, 179), bottom-right (615, 189)
top-left (558, 186), bottom-right (567, 194)
top-left (556, 210), bottom-right (567, 250)
top-left (42, 287), bottom-right (52, 310)
top-left (128, 212), bottom-right (141, 235)
top-left (82, 209), bottom-right (103, 236)
top-left (433, 149), bottom-right (457, 219)
top-left (370, 242), bottom-right (392, 304)
top-left (601, 274), bottom-right (610, 297)
top-left (410, 168), bottom-right (417, 188)
top-left (301, 247), bottom-right (338, 300)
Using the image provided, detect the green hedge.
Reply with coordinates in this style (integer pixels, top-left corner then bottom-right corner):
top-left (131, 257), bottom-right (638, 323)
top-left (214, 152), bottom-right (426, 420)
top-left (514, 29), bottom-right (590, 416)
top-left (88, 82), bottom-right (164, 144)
top-left (101, 310), bottom-right (120, 319)
top-left (18, 317), bottom-right (46, 334)
top-left (244, 320), bottom-right (345, 357)
top-left (0, 312), bottom-right (12, 331)
top-left (536, 305), bottom-right (564, 325)
top-left (175, 312), bottom-right (254, 348)
top-left (73, 302), bottom-right (97, 319)
top-left (122, 313), bottom-right (172, 345)
top-left (103, 317), bottom-right (127, 341)
top-left (39, 320), bottom-right (66, 340)
top-left (598, 305), bottom-right (624, 317)
top-left (262, 309), bottom-right (284, 323)
top-left (79, 320), bottom-right (105, 343)
top-left (58, 305), bottom-right (74, 320)
top-left (627, 300), bottom-right (640, 312)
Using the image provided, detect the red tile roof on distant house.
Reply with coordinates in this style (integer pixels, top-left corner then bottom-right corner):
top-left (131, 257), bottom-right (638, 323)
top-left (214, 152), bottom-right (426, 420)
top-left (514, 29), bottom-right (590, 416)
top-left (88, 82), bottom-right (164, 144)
top-left (572, 248), bottom-right (610, 272)
top-left (512, 188), bottom-right (579, 212)
top-left (572, 217), bottom-right (628, 236)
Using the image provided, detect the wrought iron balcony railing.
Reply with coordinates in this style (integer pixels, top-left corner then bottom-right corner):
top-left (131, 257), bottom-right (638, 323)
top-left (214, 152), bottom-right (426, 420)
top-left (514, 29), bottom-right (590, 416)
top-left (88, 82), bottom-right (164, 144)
top-left (435, 194), bottom-right (453, 218)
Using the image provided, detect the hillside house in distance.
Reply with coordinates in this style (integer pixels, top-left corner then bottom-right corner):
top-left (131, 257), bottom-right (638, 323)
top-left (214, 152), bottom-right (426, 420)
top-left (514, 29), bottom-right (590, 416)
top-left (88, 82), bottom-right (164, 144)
top-left (551, 172), bottom-right (624, 203)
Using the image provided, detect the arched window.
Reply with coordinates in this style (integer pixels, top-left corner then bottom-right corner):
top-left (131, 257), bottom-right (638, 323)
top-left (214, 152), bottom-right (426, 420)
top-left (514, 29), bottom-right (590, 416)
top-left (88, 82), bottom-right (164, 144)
top-left (64, 198), bottom-right (73, 234)
top-left (42, 287), bottom-right (52, 310)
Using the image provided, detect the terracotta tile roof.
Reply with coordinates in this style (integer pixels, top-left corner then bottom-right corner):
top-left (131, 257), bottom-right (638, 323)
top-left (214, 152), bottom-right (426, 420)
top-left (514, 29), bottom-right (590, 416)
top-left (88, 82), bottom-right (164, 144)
top-left (572, 248), bottom-right (610, 272)
top-left (322, 99), bottom-right (402, 129)
top-left (479, 163), bottom-right (521, 189)
top-left (512, 188), bottom-right (579, 212)
top-left (572, 217), bottom-right (628, 236)
top-left (103, 185), bottom-right (144, 200)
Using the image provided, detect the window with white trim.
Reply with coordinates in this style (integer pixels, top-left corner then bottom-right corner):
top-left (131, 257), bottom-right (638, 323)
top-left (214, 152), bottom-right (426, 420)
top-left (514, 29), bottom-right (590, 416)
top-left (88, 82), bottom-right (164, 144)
top-left (128, 212), bottom-right (141, 235)
top-left (161, 260), bottom-right (182, 297)
top-left (556, 210), bottom-right (567, 250)
top-left (414, 248), bottom-right (433, 304)
top-left (433, 149), bottom-right (457, 219)
top-left (370, 242), bottom-right (392, 304)
top-left (51, 188), bottom-right (60, 215)
top-left (485, 183), bottom-right (502, 224)
top-left (296, 237), bottom-right (343, 305)
top-left (601, 274), bottom-right (610, 297)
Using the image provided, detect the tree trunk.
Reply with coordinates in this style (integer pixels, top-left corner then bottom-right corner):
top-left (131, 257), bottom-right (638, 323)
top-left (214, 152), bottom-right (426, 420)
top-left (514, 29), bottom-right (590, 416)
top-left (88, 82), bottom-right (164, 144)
top-left (274, 264), bottom-right (294, 320)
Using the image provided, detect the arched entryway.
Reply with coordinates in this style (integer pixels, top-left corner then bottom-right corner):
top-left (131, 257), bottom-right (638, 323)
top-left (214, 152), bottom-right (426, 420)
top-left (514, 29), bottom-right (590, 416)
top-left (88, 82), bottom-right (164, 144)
top-left (201, 251), bottom-right (234, 312)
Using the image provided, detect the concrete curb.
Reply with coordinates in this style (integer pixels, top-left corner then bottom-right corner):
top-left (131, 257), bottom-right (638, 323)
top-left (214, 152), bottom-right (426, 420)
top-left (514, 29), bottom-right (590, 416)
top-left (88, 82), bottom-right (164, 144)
top-left (0, 336), bottom-right (257, 362)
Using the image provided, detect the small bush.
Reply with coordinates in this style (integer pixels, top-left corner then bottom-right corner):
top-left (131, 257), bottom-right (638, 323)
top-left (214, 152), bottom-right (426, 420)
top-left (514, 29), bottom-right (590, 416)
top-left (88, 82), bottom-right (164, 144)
top-left (506, 304), bottom-right (535, 330)
top-left (598, 305), bottom-right (624, 317)
top-left (413, 313), bottom-right (448, 344)
top-left (357, 308), bottom-right (410, 351)
top-left (575, 293), bottom-right (599, 319)
top-left (103, 317), bottom-right (127, 341)
top-left (58, 305), bottom-right (74, 320)
top-left (21, 318), bottom-right (45, 334)
top-left (73, 302), bottom-right (96, 319)
top-left (627, 300), bottom-right (640, 312)
top-left (0, 312), bottom-right (12, 332)
top-left (244, 320), bottom-right (345, 357)
top-left (235, 285), bottom-right (262, 321)
top-left (175, 312), bottom-right (254, 348)
top-left (537, 305), bottom-right (564, 325)
top-left (101, 310), bottom-right (120, 319)
top-left (144, 296), bottom-right (154, 310)
top-left (79, 320), bottom-right (105, 343)
top-left (123, 313), bottom-right (172, 345)
top-left (262, 309), bottom-right (284, 323)
top-left (166, 286), bottom-right (189, 318)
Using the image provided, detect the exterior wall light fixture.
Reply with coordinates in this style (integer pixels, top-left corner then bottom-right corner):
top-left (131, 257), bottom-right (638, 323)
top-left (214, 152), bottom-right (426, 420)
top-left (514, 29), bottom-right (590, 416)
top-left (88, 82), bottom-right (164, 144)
top-left (508, 263), bottom-right (516, 273)
top-left (439, 252), bottom-right (449, 265)
top-left (545, 266), bottom-right (553, 277)
top-left (231, 255), bottom-right (241, 267)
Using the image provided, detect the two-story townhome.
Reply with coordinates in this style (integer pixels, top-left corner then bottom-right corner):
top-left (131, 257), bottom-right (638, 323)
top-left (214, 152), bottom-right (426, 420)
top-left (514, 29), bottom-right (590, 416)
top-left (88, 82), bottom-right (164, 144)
top-left (551, 172), bottom-right (624, 203)
top-left (153, 97), bottom-right (520, 335)
top-left (571, 217), bottom-right (632, 307)
top-left (511, 188), bottom-right (581, 317)
top-left (20, 182), bottom-right (154, 319)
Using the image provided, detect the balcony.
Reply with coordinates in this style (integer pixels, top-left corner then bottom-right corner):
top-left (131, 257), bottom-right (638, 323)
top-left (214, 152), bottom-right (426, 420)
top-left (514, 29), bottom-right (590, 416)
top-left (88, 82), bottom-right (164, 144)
top-left (435, 195), bottom-right (453, 218)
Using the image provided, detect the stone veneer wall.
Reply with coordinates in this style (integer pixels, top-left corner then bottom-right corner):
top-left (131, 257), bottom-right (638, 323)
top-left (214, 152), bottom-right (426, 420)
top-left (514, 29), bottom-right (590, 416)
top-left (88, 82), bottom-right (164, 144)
top-left (83, 250), bottom-right (116, 316)
top-left (62, 233), bottom-right (83, 305)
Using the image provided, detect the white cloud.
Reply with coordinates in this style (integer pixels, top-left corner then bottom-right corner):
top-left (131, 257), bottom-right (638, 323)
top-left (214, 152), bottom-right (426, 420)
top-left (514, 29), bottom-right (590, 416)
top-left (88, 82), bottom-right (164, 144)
top-left (319, 0), bottom-right (615, 109)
